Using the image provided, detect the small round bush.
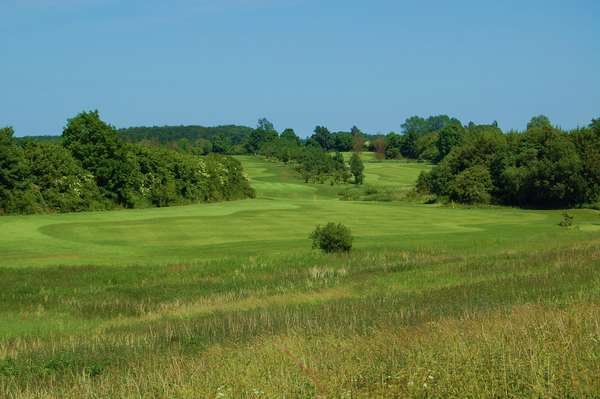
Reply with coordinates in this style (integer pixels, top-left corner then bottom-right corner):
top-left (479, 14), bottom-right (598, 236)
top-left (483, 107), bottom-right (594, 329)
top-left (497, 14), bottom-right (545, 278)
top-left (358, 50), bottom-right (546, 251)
top-left (559, 212), bottom-right (575, 227)
top-left (310, 222), bottom-right (353, 253)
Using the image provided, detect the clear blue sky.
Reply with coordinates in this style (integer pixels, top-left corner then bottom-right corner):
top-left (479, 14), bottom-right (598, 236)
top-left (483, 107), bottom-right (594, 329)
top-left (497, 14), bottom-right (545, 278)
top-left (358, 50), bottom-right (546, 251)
top-left (2, 0), bottom-right (599, 137)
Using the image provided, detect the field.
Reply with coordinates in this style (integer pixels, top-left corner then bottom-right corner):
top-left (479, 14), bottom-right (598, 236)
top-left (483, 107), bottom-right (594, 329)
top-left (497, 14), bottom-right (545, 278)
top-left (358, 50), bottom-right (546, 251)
top-left (1, 154), bottom-right (600, 398)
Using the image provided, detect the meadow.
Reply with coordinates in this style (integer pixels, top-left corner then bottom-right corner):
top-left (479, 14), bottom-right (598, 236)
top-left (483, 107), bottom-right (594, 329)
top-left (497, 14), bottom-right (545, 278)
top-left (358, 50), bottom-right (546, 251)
top-left (1, 154), bottom-right (600, 398)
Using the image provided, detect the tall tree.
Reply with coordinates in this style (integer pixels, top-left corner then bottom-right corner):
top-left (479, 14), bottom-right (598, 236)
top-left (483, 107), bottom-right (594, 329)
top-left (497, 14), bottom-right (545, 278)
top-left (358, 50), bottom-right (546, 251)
top-left (257, 118), bottom-right (275, 133)
top-left (210, 133), bottom-right (232, 154)
top-left (400, 115), bottom-right (461, 160)
top-left (332, 151), bottom-right (350, 183)
top-left (401, 116), bottom-right (428, 136)
top-left (280, 128), bottom-right (301, 145)
top-left (570, 119), bottom-right (600, 204)
top-left (349, 152), bottom-right (365, 185)
top-left (333, 132), bottom-right (353, 152)
top-left (384, 132), bottom-right (403, 159)
top-left (63, 111), bottom-right (142, 207)
top-left (311, 126), bottom-right (334, 150)
top-left (527, 115), bottom-right (552, 130)
top-left (436, 121), bottom-right (465, 162)
top-left (246, 118), bottom-right (278, 154)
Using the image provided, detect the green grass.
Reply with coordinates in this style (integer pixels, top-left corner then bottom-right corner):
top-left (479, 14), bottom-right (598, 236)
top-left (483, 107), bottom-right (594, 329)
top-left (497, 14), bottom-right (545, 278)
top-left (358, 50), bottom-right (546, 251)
top-left (1, 154), bottom-right (600, 398)
top-left (1, 155), bottom-right (596, 267)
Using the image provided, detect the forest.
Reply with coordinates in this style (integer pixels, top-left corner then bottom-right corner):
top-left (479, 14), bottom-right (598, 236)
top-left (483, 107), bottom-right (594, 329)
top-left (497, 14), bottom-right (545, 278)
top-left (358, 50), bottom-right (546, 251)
top-left (412, 116), bottom-right (600, 207)
top-left (0, 112), bottom-right (254, 215)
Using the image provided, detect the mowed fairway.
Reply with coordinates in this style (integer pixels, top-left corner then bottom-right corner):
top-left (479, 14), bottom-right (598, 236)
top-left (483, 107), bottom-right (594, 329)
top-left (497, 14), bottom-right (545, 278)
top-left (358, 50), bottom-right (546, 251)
top-left (2, 155), bottom-right (600, 398)
top-left (0, 155), bottom-right (598, 267)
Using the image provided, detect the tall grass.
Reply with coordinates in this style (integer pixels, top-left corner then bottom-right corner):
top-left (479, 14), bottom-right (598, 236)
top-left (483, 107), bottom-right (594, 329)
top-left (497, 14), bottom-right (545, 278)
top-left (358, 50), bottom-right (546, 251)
top-left (1, 243), bottom-right (600, 398)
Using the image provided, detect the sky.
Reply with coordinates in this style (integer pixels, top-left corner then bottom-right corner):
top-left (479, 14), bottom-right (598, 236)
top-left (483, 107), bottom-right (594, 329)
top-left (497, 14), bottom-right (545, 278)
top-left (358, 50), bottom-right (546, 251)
top-left (1, 0), bottom-right (599, 137)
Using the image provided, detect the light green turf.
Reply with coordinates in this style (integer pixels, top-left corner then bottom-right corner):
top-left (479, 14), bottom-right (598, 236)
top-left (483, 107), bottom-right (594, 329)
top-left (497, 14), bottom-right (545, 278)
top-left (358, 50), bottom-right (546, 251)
top-left (340, 151), bottom-right (432, 189)
top-left (0, 154), bottom-right (598, 268)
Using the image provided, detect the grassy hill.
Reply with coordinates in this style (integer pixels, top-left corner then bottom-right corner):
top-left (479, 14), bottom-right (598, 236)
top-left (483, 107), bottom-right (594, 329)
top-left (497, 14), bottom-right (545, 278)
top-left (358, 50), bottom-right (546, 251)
top-left (1, 154), bottom-right (600, 397)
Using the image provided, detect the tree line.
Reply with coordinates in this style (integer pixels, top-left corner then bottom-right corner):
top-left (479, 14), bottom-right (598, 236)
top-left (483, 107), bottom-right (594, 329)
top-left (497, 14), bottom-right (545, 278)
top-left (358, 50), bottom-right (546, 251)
top-left (111, 122), bottom-right (373, 156)
top-left (236, 114), bottom-right (600, 208)
top-left (415, 116), bottom-right (600, 207)
top-left (11, 112), bottom-right (600, 209)
top-left (16, 117), bottom-right (372, 187)
top-left (0, 111), bottom-right (254, 215)
top-left (118, 124), bottom-right (254, 155)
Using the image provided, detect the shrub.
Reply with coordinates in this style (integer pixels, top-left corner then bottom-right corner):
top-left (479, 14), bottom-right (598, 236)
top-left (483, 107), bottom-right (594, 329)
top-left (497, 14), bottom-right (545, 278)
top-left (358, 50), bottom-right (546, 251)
top-left (310, 222), bottom-right (353, 253)
top-left (449, 165), bottom-right (493, 204)
top-left (559, 212), bottom-right (575, 227)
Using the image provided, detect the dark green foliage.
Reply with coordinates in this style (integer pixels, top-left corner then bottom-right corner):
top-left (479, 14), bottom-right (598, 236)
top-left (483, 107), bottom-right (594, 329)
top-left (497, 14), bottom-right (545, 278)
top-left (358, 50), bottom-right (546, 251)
top-left (311, 126), bottom-right (334, 150)
top-left (400, 130), bottom-right (419, 158)
top-left (449, 165), bottom-right (493, 204)
top-left (206, 154), bottom-right (256, 201)
top-left (418, 116), bottom-right (599, 208)
top-left (259, 138), bottom-right (302, 164)
top-left (118, 125), bottom-right (253, 147)
top-left (246, 118), bottom-right (278, 154)
top-left (259, 125), bottom-right (359, 185)
top-left (280, 128), bottom-right (301, 145)
top-left (63, 111), bottom-right (144, 207)
top-left (295, 147), bottom-right (349, 184)
top-left (466, 122), bottom-right (503, 137)
top-left (118, 124), bottom-right (251, 155)
top-left (350, 153), bottom-right (365, 185)
top-left (0, 112), bottom-right (255, 215)
top-left (500, 124), bottom-right (585, 207)
top-left (257, 118), bottom-right (275, 132)
top-left (23, 142), bottom-right (108, 212)
top-left (414, 132), bottom-right (439, 161)
top-left (210, 133), bottom-right (232, 154)
top-left (310, 222), bottom-right (353, 253)
top-left (128, 142), bottom-right (255, 207)
top-left (401, 116), bottom-right (430, 136)
top-left (384, 133), bottom-right (403, 159)
top-left (332, 131), bottom-right (353, 152)
top-left (384, 114), bottom-right (463, 161)
top-left (527, 115), bottom-right (552, 130)
top-left (15, 135), bottom-right (62, 145)
top-left (570, 122), bottom-right (600, 205)
top-left (436, 121), bottom-right (465, 162)
top-left (0, 127), bottom-right (39, 214)
top-left (331, 151), bottom-right (351, 184)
